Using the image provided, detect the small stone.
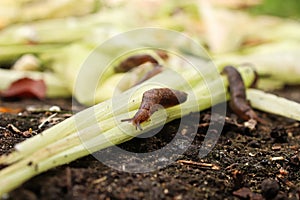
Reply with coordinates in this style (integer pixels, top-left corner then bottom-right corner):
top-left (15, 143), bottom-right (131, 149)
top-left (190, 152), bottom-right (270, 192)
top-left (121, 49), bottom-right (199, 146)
top-left (261, 178), bottom-right (279, 200)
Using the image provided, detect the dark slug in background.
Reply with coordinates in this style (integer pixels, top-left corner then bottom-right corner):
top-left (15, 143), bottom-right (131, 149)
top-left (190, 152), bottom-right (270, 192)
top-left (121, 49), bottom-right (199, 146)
top-left (114, 54), bottom-right (160, 73)
top-left (222, 66), bottom-right (259, 121)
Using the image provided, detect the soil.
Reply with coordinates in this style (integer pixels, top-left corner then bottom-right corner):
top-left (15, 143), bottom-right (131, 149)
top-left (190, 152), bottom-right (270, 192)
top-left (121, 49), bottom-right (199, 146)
top-left (0, 86), bottom-right (300, 200)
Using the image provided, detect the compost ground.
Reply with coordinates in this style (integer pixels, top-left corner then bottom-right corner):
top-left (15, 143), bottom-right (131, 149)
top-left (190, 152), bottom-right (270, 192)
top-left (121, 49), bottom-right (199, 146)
top-left (0, 86), bottom-right (299, 200)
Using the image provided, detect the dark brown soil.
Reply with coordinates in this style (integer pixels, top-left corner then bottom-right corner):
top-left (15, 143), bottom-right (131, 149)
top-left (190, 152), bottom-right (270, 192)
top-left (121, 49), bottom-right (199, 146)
top-left (1, 86), bottom-right (300, 200)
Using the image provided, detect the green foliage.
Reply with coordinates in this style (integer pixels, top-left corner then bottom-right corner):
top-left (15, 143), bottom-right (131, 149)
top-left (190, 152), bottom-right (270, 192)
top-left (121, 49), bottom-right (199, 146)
top-left (248, 0), bottom-right (300, 19)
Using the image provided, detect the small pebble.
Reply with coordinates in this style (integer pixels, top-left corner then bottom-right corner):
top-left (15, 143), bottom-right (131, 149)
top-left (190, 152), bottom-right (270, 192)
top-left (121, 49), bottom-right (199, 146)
top-left (261, 178), bottom-right (279, 200)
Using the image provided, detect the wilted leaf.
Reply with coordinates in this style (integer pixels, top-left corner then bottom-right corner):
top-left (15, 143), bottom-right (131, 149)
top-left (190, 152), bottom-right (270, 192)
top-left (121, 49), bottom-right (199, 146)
top-left (0, 77), bottom-right (46, 99)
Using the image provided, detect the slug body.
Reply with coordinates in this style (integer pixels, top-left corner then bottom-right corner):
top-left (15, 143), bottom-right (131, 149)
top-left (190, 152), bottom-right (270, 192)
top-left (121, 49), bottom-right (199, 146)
top-left (115, 54), bottom-right (159, 73)
top-left (121, 88), bottom-right (188, 130)
top-left (222, 66), bottom-right (258, 121)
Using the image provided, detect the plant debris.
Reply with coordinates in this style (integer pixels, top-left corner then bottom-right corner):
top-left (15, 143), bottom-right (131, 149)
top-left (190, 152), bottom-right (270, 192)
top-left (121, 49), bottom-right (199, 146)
top-left (176, 160), bottom-right (220, 170)
top-left (0, 78), bottom-right (46, 100)
top-left (133, 66), bottom-right (163, 86)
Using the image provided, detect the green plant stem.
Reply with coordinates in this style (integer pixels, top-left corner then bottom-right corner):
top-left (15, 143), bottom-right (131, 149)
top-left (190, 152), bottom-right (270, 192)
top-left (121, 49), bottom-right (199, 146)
top-left (247, 88), bottom-right (300, 121)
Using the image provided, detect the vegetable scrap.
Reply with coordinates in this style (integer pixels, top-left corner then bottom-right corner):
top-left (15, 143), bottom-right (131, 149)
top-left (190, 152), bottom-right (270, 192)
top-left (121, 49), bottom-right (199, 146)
top-left (0, 78), bottom-right (46, 99)
top-left (133, 66), bottom-right (163, 86)
top-left (121, 88), bottom-right (188, 130)
top-left (12, 54), bottom-right (41, 71)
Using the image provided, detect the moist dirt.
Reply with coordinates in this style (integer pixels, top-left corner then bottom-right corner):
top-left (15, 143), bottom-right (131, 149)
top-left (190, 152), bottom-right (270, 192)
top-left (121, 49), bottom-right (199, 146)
top-left (0, 86), bottom-right (299, 200)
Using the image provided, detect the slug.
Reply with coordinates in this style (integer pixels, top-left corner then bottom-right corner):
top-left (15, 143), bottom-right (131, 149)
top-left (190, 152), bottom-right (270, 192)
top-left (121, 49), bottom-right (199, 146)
top-left (121, 88), bottom-right (188, 130)
top-left (222, 66), bottom-right (258, 121)
top-left (114, 54), bottom-right (159, 73)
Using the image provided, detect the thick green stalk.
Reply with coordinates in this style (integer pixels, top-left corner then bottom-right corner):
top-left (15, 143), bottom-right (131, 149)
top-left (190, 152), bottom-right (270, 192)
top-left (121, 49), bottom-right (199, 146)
top-left (247, 89), bottom-right (300, 121)
top-left (214, 41), bottom-right (300, 85)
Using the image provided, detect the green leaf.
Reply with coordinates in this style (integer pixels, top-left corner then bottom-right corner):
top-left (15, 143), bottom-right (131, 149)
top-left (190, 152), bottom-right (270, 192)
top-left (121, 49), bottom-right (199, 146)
top-left (248, 0), bottom-right (300, 19)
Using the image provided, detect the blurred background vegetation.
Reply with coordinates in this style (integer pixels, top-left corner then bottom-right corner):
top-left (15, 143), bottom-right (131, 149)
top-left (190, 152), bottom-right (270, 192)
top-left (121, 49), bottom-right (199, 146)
top-left (248, 0), bottom-right (300, 19)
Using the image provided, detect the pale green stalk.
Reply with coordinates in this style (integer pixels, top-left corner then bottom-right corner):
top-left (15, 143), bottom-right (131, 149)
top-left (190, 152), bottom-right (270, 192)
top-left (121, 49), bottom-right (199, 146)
top-left (247, 89), bottom-right (300, 121)
top-left (0, 12), bottom-right (108, 45)
top-left (257, 78), bottom-right (285, 91)
top-left (14, 0), bottom-right (101, 22)
top-left (214, 41), bottom-right (300, 85)
top-left (0, 44), bottom-right (64, 63)
top-left (0, 0), bottom-right (100, 28)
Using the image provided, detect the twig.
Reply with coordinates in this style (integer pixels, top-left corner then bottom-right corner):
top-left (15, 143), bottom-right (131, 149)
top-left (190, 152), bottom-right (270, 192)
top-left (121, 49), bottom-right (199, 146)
top-left (177, 160), bottom-right (220, 170)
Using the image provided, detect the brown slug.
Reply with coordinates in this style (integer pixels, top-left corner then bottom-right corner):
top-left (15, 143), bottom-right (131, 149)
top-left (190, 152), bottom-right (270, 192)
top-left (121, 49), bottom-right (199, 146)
top-left (121, 88), bottom-right (188, 130)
